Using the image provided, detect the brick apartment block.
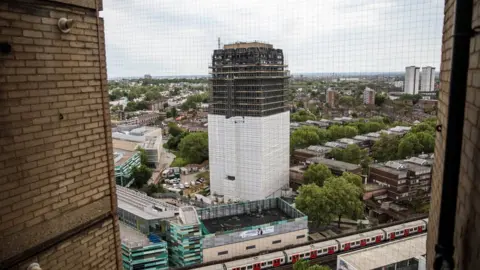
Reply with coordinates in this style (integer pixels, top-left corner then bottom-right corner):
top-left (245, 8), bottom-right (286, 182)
top-left (0, 0), bottom-right (121, 269)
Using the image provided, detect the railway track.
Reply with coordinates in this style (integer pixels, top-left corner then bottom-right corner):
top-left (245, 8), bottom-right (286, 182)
top-left (175, 215), bottom-right (428, 270)
top-left (271, 233), bottom-right (427, 270)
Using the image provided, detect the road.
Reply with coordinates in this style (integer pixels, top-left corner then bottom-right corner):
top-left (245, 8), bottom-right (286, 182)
top-left (148, 150), bottom-right (176, 185)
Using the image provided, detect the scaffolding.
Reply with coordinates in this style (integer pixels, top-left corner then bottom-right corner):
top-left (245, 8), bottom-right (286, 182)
top-left (209, 42), bottom-right (290, 118)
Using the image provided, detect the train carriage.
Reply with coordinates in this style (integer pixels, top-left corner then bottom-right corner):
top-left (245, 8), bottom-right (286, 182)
top-left (284, 240), bottom-right (338, 264)
top-left (224, 251), bottom-right (286, 270)
top-left (336, 229), bottom-right (385, 251)
top-left (195, 264), bottom-right (227, 270)
top-left (382, 220), bottom-right (426, 241)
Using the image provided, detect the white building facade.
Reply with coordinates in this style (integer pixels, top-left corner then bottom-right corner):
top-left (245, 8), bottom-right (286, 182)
top-left (420, 66), bottom-right (436, 92)
top-left (209, 42), bottom-right (290, 201)
top-left (363, 87), bottom-right (375, 105)
top-left (404, 66), bottom-right (420, 94)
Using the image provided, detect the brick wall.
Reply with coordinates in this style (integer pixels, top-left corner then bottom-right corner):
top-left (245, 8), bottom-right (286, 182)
top-left (0, 0), bottom-right (121, 269)
top-left (427, 0), bottom-right (480, 269)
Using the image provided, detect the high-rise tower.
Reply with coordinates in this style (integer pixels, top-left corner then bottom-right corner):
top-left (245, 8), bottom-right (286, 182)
top-left (208, 42), bottom-right (290, 201)
top-left (421, 66), bottom-right (436, 92)
top-left (404, 66), bottom-right (420, 94)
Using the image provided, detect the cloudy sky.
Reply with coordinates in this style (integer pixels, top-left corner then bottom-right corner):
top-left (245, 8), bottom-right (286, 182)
top-left (101, 0), bottom-right (443, 78)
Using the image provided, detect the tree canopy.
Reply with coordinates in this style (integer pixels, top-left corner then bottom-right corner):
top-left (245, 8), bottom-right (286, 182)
top-left (293, 260), bottom-right (331, 270)
top-left (291, 126), bottom-right (330, 150)
top-left (371, 134), bottom-right (401, 162)
top-left (295, 177), bottom-right (363, 228)
top-left (130, 164), bottom-right (153, 189)
top-left (291, 110), bottom-right (316, 122)
top-left (328, 125), bottom-right (358, 140)
top-left (178, 132), bottom-right (209, 164)
top-left (304, 164), bottom-right (333, 187)
top-left (375, 93), bottom-right (387, 106)
top-left (168, 122), bottom-right (184, 137)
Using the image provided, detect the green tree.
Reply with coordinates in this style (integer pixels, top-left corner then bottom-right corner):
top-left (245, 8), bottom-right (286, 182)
top-left (167, 107), bottom-right (178, 118)
top-left (375, 93), bottom-right (387, 106)
top-left (328, 125), bottom-right (358, 140)
top-left (137, 147), bottom-right (148, 165)
top-left (168, 122), bottom-right (184, 137)
top-left (398, 138), bottom-right (416, 158)
top-left (146, 183), bottom-right (165, 196)
top-left (341, 172), bottom-right (363, 189)
top-left (131, 165), bottom-right (153, 189)
top-left (291, 110), bottom-right (316, 122)
top-left (339, 96), bottom-right (355, 107)
top-left (178, 132), bottom-right (209, 164)
top-left (323, 177), bottom-right (363, 228)
top-left (291, 126), bottom-right (325, 150)
top-left (364, 121), bottom-right (385, 133)
top-left (171, 157), bottom-right (188, 167)
top-left (415, 132), bottom-right (435, 153)
top-left (304, 164), bottom-right (333, 186)
top-left (412, 123), bottom-right (435, 135)
top-left (293, 260), bottom-right (331, 270)
top-left (295, 184), bottom-right (332, 227)
top-left (330, 144), bottom-right (367, 164)
top-left (372, 134), bottom-right (401, 162)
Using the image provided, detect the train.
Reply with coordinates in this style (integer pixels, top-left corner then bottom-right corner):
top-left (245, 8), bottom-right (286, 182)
top-left (195, 219), bottom-right (428, 270)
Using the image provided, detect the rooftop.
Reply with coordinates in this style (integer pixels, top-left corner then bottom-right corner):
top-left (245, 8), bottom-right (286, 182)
top-left (116, 185), bottom-right (177, 220)
top-left (371, 159), bottom-right (432, 175)
top-left (119, 222), bottom-right (150, 249)
top-left (202, 208), bottom-right (289, 234)
top-left (113, 139), bottom-right (138, 152)
top-left (338, 234), bottom-right (426, 270)
top-left (224, 42), bottom-right (273, 49)
top-left (307, 157), bottom-right (361, 171)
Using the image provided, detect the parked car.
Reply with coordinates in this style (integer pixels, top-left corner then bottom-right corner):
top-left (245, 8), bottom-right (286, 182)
top-left (179, 184), bottom-right (185, 189)
top-left (191, 181), bottom-right (196, 186)
top-left (184, 183), bottom-right (190, 188)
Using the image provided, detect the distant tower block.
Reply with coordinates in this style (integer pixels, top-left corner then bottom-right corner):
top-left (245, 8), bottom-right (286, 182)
top-left (208, 42), bottom-right (290, 201)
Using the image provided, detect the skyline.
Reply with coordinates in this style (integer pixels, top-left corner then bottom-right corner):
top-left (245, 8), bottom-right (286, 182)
top-left (102, 0), bottom-right (443, 78)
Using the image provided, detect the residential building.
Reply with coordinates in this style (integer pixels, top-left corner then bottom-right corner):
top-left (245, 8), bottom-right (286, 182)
top-left (0, 1), bottom-right (121, 269)
top-left (404, 66), bottom-right (420, 94)
top-left (292, 145), bottom-right (333, 164)
top-left (420, 66), bottom-right (436, 92)
top-left (326, 88), bottom-right (339, 108)
top-left (114, 150), bottom-right (141, 186)
top-left (368, 157), bottom-right (432, 202)
top-left (363, 87), bottom-right (376, 105)
top-left (306, 157), bottom-right (363, 176)
top-left (208, 42), bottom-right (290, 201)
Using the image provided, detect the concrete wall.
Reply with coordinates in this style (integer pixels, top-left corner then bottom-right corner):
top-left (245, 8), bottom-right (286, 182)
top-left (202, 229), bottom-right (308, 263)
top-left (0, 0), bottom-right (121, 269)
top-left (427, 0), bottom-right (480, 269)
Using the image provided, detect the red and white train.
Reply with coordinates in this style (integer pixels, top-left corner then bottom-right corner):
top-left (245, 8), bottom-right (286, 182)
top-left (195, 219), bottom-right (428, 270)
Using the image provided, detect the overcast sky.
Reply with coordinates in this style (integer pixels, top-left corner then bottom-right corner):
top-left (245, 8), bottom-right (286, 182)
top-left (101, 0), bottom-right (443, 78)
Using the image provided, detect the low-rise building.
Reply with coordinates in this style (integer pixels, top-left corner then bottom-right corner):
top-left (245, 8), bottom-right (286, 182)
top-left (198, 198), bottom-right (308, 263)
top-left (306, 157), bottom-right (362, 176)
top-left (292, 145), bottom-right (332, 164)
top-left (337, 234), bottom-right (426, 270)
top-left (368, 157), bottom-right (432, 202)
top-left (120, 222), bottom-right (169, 270)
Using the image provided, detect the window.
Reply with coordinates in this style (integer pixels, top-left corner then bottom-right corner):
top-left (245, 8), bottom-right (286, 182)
top-left (355, 241), bottom-right (359, 245)
top-left (218, 251), bottom-right (228, 255)
top-left (268, 261), bottom-right (272, 265)
top-left (247, 266), bottom-right (252, 270)
top-left (246, 245), bottom-right (256, 250)
top-left (227, 175), bottom-right (235, 180)
top-left (261, 263), bottom-right (266, 266)
top-left (296, 235), bottom-right (305, 239)
top-left (322, 249), bottom-right (327, 253)
top-left (272, 240), bottom-right (281, 244)
top-left (300, 254), bottom-right (304, 258)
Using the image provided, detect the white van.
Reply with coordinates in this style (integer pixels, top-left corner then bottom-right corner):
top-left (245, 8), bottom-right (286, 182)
top-left (184, 183), bottom-right (190, 188)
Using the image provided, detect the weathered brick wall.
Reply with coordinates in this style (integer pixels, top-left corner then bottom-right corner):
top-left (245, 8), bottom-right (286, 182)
top-left (0, 0), bottom-right (121, 269)
top-left (427, 0), bottom-right (480, 269)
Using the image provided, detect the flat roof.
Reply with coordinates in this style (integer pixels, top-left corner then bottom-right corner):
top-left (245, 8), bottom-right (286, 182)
top-left (370, 160), bottom-right (431, 175)
top-left (113, 139), bottom-right (138, 152)
top-left (338, 234), bottom-right (426, 270)
top-left (202, 208), bottom-right (289, 234)
top-left (307, 157), bottom-right (361, 171)
top-left (119, 222), bottom-right (150, 248)
top-left (117, 185), bottom-right (177, 220)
